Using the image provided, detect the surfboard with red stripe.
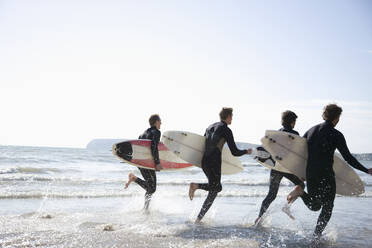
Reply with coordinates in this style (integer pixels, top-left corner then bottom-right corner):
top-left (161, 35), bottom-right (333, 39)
top-left (112, 140), bottom-right (193, 170)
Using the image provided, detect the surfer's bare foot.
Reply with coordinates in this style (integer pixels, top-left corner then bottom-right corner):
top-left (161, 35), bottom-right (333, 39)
top-left (189, 183), bottom-right (198, 200)
top-left (282, 204), bottom-right (295, 220)
top-left (287, 185), bottom-right (304, 204)
top-left (125, 173), bottom-right (137, 189)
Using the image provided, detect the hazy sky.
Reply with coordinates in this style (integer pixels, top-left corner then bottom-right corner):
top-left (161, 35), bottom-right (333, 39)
top-left (0, 0), bottom-right (371, 152)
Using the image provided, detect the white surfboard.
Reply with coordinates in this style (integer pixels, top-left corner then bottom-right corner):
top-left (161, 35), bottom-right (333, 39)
top-left (161, 131), bottom-right (244, 175)
top-left (261, 130), bottom-right (365, 196)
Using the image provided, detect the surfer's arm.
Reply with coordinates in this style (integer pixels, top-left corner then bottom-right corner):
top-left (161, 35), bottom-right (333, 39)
top-left (225, 128), bottom-right (247, 156)
top-left (336, 132), bottom-right (369, 174)
top-left (151, 130), bottom-right (161, 165)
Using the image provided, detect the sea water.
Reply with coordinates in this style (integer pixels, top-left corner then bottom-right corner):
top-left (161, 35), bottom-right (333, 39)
top-left (0, 145), bottom-right (371, 247)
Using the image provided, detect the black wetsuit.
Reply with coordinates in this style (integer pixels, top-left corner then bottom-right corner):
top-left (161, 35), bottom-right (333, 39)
top-left (258, 127), bottom-right (305, 218)
top-left (197, 121), bottom-right (246, 220)
top-left (301, 121), bottom-right (369, 236)
top-left (136, 126), bottom-right (161, 210)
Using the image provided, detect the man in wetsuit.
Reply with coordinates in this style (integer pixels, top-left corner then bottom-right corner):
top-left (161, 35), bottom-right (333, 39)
top-left (255, 111), bottom-right (305, 224)
top-left (125, 114), bottom-right (163, 210)
top-left (188, 108), bottom-right (252, 223)
top-left (287, 104), bottom-right (372, 237)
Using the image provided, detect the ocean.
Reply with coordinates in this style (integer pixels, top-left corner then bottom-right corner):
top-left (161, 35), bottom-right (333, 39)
top-left (0, 145), bottom-right (371, 247)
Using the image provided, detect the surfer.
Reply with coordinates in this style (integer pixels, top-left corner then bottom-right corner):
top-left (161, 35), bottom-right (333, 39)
top-left (188, 108), bottom-right (251, 223)
top-left (287, 104), bottom-right (372, 238)
top-left (125, 114), bottom-right (163, 210)
top-left (255, 111), bottom-right (305, 224)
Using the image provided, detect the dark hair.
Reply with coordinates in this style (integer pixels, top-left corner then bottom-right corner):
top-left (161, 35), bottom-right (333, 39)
top-left (149, 114), bottom-right (161, 126)
top-left (282, 110), bottom-right (298, 128)
top-left (322, 104), bottom-right (342, 122)
top-left (219, 107), bottom-right (233, 121)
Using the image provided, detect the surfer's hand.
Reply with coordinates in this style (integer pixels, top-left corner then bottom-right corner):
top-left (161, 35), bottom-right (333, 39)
top-left (155, 164), bottom-right (163, 171)
top-left (246, 149), bottom-right (252, 155)
top-left (368, 168), bottom-right (372, 176)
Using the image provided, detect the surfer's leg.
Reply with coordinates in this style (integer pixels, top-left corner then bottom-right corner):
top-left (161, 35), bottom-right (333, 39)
top-left (145, 170), bottom-right (157, 194)
top-left (144, 170), bottom-right (156, 210)
top-left (144, 193), bottom-right (152, 210)
top-left (191, 158), bottom-right (210, 200)
top-left (314, 201), bottom-right (334, 236)
top-left (197, 183), bottom-right (210, 191)
top-left (258, 170), bottom-right (282, 218)
top-left (197, 157), bottom-right (222, 192)
top-left (135, 168), bottom-right (149, 190)
top-left (296, 174), bottom-right (322, 211)
top-left (299, 185), bottom-right (322, 212)
top-left (136, 168), bottom-right (157, 209)
top-left (300, 191), bottom-right (321, 211)
top-left (205, 162), bottom-right (222, 193)
top-left (143, 170), bottom-right (156, 204)
top-left (197, 156), bottom-right (213, 191)
top-left (135, 168), bottom-right (147, 190)
top-left (314, 178), bottom-right (336, 236)
top-left (196, 191), bottom-right (219, 222)
top-left (135, 168), bottom-right (157, 193)
top-left (196, 158), bottom-right (222, 222)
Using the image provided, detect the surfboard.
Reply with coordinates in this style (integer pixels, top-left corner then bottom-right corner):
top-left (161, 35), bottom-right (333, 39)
top-left (112, 140), bottom-right (193, 170)
top-left (253, 146), bottom-right (293, 174)
top-left (161, 131), bottom-right (244, 175)
top-left (261, 130), bottom-right (365, 196)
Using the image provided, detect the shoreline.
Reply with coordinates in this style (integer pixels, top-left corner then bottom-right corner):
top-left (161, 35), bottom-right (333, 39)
top-left (1, 196), bottom-right (372, 247)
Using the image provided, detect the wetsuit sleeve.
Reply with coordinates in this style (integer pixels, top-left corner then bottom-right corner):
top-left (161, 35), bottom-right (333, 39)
top-left (225, 127), bottom-right (246, 157)
top-left (151, 130), bottom-right (161, 165)
top-left (336, 132), bottom-right (368, 173)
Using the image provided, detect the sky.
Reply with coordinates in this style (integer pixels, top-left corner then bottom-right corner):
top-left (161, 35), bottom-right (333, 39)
top-left (0, 0), bottom-right (371, 152)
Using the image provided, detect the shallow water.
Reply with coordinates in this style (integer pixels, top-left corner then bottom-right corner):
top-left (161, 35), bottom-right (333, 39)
top-left (0, 145), bottom-right (372, 247)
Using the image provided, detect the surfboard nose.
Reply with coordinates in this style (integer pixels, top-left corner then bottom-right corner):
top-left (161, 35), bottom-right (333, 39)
top-left (113, 141), bottom-right (133, 161)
